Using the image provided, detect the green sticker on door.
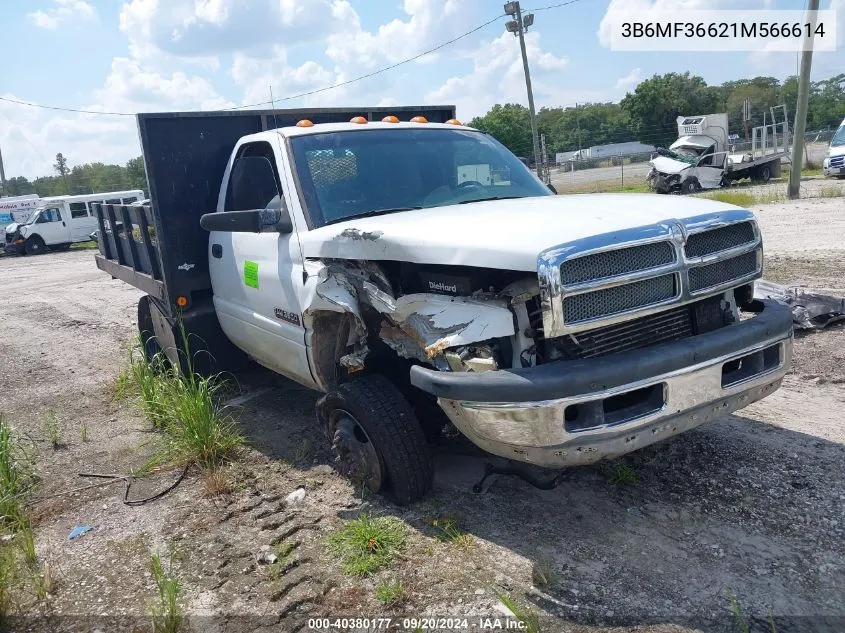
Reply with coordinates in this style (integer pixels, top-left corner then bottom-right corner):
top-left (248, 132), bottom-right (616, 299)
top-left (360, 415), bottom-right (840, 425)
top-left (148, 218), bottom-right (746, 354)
top-left (243, 260), bottom-right (259, 289)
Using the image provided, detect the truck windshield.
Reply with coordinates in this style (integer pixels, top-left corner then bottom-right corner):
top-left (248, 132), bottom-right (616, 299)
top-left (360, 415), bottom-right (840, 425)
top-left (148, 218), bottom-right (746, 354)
top-left (24, 210), bottom-right (42, 225)
top-left (289, 128), bottom-right (552, 226)
top-left (832, 125), bottom-right (845, 148)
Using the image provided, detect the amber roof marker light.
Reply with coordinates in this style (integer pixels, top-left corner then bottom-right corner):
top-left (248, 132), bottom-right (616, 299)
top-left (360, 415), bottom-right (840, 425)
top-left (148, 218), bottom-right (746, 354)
top-left (295, 119), bottom-right (314, 127)
top-left (350, 116), bottom-right (367, 124)
top-left (381, 115), bottom-right (400, 123)
top-left (446, 118), bottom-right (462, 125)
top-left (410, 116), bottom-right (428, 123)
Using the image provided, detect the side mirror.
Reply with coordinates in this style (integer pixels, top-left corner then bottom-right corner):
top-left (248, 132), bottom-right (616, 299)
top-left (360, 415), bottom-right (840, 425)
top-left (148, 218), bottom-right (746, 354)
top-left (200, 203), bottom-right (293, 235)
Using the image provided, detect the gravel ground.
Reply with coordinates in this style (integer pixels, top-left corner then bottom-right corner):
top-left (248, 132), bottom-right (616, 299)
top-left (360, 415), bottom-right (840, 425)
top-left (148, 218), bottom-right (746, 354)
top-left (1, 198), bottom-right (844, 632)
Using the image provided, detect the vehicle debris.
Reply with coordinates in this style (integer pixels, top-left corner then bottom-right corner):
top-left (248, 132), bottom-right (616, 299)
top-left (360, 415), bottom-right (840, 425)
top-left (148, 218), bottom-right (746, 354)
top-left (754, 280), bottom-right (845, 329)
top-left (68, 525), bottom-right (94, 540)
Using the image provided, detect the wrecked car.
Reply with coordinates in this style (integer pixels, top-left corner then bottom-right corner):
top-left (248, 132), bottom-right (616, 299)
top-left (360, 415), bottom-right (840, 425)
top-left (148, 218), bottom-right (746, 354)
top-left (93, 107), bottom-right (794, 504)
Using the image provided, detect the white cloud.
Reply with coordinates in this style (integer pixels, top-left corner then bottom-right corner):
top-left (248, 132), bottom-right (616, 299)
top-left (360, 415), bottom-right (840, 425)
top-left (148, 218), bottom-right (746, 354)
top-left (325, 0), bottom-right (479, 69)
top-left (230, 48), bottom-right (335, 107)
top-left (119, 0), bottom-right (353, 60)
top-left (615, 68), bottom-right (643, 92)
top-left (426, 31), bottom-right (574, 120)
top-left (28, 0), bottom-right (96, 30)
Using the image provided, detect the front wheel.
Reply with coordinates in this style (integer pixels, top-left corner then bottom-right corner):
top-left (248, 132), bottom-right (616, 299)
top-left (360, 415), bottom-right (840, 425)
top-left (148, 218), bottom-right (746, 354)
top-left (24, 236), bottom-right (46, 255)
top-left (317, 375), bottom-right (433, 505)
top-left (755, 165), bottom-right (771, 183)
top-left (681, 177), bottom-right (701, 194)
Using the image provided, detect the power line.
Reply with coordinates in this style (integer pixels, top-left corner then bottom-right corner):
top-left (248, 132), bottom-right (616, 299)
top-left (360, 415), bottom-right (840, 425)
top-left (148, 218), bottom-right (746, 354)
top-left (527, 0), bottom-right (587, 12)
top-left (0, 95), bottom-right (134, 117)
top-left (228, 13), bottom-right (508, 110)
top-left (0, 0), bottom-right (590, 118)
top-left (0, 13), bottom-right (508, 117)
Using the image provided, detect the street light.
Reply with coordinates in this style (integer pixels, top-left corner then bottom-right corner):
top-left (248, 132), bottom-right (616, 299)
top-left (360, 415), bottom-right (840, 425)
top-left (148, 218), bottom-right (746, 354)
top-left (503, 1), bottom-right (541, 176)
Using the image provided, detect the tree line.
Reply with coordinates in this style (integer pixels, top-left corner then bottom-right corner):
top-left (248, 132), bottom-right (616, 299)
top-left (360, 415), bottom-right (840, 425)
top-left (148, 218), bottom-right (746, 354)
top-left (1, 154), bottom-right (147, 198)
top-left (469, 72), bottom-right (845, 157)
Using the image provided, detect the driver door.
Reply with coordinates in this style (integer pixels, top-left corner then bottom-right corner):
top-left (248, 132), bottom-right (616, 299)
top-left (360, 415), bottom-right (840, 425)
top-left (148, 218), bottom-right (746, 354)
top-left (208, 139), bottom-right (312, 384)
top-left (695, 151), bottom-right (728, 189)
top-left (35, 207), bottom-right (71, 245)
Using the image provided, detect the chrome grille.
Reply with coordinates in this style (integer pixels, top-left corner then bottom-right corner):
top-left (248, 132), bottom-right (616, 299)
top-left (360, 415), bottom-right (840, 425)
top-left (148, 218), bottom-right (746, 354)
top-left (684, 222), bottom-right (755, 258)
top-left (688, 250), bottom-right (759, 292)
top-left (538, 210), bottom-right (763, 338)
top-left (831, 156), bottom-right (844, 168)
top-left (563, 274), bottom-right (677, 324)
top-left (560, 241), bottom-right (675, 285)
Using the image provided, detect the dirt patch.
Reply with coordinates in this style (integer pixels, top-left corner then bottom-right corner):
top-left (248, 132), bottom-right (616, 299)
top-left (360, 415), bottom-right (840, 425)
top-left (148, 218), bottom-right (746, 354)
top-left (1, 203), bottom-right (844, 632)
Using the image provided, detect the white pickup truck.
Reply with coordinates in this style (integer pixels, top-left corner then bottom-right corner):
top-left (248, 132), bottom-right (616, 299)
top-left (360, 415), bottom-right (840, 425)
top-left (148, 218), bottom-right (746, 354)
top-left (94, 107), bottom-right (793, 504)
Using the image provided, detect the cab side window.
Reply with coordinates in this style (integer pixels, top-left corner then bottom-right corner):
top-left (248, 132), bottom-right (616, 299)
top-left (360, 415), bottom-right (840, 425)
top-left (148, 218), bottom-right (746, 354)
top-left (225, 142), bottom-right (282, 212)
top-left (69, 202), bottom-right (88, 219)
top-left (37, 208), bottom-right (62, 223)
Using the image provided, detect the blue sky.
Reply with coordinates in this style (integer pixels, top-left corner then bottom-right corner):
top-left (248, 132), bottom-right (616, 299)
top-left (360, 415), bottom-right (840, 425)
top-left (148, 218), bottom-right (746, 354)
top-left (1, 0), bottom-right (842, 178)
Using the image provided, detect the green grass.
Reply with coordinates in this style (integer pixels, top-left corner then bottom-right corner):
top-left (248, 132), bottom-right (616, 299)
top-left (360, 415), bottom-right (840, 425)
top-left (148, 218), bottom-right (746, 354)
top-left (375, 579), bottom-right (405, 605)
top-left (802, 167), bottom-right (823, 177)
top-left (494, 590), bottom-right (541, 633)
top-left (819, 185), bottom-right (843, 198)
top-left (327, 514), bottom-right (406, 577)
top-left (150, 552), bottom-right (182, 633)
top-left (726, 587), bottom-right (750, 633)
top-left (0, 417), bottom-right (32, 527)
top-left (0, 416), bottom-right (46, 619)
top-left (532, 559), bottom-right (554, 587)
top-left (127, 332), bottom-right (245, 471)
top-left (266, 541), bottom-right (296, 580)
top-left (70, 240), bottom-right (98, 251)
top-left (608, 461), bottom-right (638, 486)
top-left (428, 515), bottom-right (475, 551)
top-left (697, 191), bottom-right (757, 207)
top-left (80, 423), bottom-right (90, 443)
top-left (43, 409), bottom-right (62, 450)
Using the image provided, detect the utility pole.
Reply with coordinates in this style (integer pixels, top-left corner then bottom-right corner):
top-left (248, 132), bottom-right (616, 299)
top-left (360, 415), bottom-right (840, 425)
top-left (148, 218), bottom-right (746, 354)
top-left (504, 1), bottom-right (541, 173)
top-left (788, 0), bottom-right (819, 200)
top-left (0, 143), bottom-right (6, 195)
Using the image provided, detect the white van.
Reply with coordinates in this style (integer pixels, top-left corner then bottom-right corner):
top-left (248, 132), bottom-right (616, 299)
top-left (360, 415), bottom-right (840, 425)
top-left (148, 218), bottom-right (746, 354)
top-left (7, 190), bottom-right (144, 255)
top-left (823, 118), bottom-right (845, 178)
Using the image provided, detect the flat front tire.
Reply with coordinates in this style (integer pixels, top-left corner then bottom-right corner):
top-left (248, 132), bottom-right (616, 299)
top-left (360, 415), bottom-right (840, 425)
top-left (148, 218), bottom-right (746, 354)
top-left (317, 374), bottom-right (433, 505)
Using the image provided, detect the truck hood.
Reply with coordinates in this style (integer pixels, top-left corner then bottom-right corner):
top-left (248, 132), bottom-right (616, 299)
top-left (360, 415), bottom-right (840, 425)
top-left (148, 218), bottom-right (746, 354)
top-left (299, 194), bottom-right (742, 272)
top-left (650, 155), bottom-right (694, 175)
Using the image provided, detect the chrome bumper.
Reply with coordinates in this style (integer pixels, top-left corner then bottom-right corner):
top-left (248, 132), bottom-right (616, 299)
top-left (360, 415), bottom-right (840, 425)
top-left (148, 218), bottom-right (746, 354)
top-left (410, 301), bottom-right (793, 468)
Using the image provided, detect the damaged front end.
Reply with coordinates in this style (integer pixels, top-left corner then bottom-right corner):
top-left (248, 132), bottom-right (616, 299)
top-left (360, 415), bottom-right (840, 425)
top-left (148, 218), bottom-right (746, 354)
top-left (303, 209), bottom-right (793, 471)
top-left (303, 260), bottom-right (521, 383)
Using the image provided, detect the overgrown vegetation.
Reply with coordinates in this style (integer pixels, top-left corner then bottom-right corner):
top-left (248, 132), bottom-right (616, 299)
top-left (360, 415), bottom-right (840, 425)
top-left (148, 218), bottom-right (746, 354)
top-left (126, 332), bottom-right (244, 471)
top-left (150, 552), bottom-right (182, 633)
top-left (327, 514), bottom-right (406, 577)
top-left (0, 416), bottom-right (45, 620)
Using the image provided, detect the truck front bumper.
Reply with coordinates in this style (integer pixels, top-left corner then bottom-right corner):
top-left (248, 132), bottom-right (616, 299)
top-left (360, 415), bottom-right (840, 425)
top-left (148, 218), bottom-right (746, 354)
top-left (410, 300), bottom-right (793, 468)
